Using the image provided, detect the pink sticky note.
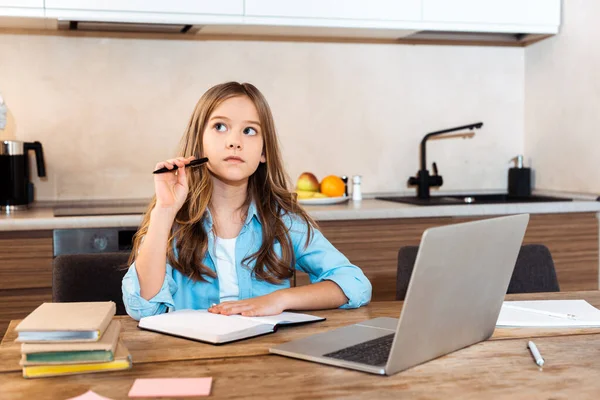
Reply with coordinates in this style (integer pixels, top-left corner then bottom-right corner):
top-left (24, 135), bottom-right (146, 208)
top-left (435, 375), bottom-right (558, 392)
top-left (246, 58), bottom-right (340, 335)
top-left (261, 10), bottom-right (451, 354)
top-left (128, 378), bottom-right (212, 398)
top-left (66, 390), bottom-right (113, 400)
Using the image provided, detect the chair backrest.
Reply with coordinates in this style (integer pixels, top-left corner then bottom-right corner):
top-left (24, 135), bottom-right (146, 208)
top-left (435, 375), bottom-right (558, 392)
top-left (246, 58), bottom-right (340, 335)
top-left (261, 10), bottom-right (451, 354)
top-left (52, 252), bottom-right (131, 315)
top-left (396, 244), bottom-right (560, 301)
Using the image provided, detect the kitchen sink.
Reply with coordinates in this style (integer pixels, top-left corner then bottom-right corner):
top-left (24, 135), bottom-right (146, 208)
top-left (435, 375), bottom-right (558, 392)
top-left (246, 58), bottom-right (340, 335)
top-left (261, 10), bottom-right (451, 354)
top-left (376, 194), bottom-right (574, 206)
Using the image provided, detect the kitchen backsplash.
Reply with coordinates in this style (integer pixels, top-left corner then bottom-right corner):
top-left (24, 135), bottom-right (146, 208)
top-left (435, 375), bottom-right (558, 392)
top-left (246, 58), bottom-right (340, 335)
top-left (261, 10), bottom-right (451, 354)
top-left (0, 33), bottom-right (524, 200)
top-left (525, 0), bottom-right (600, 194)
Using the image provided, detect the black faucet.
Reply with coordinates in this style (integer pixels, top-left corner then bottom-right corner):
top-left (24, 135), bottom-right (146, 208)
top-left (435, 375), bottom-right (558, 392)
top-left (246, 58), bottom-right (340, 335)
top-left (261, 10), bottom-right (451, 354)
top-left (408, 122), bottom-right (483, 199)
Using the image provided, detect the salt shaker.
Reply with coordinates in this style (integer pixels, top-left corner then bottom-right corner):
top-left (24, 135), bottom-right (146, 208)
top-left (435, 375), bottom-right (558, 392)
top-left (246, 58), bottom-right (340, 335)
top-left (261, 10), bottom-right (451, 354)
top-left (352, 175), bottom-right (362, 201)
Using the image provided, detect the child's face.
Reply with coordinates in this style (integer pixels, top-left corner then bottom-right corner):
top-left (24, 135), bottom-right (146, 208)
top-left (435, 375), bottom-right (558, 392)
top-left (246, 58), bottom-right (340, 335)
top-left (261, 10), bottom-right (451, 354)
top-left (202, 95), bottom-right (266, 185)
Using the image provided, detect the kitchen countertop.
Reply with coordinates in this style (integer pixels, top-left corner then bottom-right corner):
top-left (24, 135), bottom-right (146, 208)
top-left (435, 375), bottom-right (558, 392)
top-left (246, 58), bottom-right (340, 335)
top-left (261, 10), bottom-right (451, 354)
top-left (1, 190), bottom-right (600, 231)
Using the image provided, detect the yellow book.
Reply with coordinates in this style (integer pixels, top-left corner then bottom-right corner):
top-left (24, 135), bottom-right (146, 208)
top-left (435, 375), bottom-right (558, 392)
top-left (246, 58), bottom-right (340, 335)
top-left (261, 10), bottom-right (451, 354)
top-left (22, 341), bottom-right (131, 379)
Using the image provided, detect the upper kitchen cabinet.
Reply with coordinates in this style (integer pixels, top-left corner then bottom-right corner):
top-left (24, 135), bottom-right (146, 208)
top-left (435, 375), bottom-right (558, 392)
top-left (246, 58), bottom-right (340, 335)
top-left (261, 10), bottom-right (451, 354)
top-left (44, 0), bottom-right (244, 25)
top-left (0, 0), bottom-right (44, 17)
top-left (228, 0), bottom-right (421, 39)
top-left (0, 0), bottom-right (46, 29)
top-left (245, 0), bottom-right (421, 22)
top-left (0, 0), bottom-right (562, 45)
top-left (421, 0), bottom-right (561, 34)
top-left (209, 0), bottom-right (561, 44)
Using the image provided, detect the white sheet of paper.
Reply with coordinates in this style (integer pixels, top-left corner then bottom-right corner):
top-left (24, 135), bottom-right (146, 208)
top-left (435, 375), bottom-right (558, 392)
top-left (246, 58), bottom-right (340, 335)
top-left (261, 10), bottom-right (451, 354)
top-left (497, 300), bottom-right (600, 327)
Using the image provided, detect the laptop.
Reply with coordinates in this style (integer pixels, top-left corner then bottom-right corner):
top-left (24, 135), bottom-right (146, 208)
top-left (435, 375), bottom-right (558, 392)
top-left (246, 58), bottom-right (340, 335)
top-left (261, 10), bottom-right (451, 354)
top-left (270, 214), bottom-right (530, 375)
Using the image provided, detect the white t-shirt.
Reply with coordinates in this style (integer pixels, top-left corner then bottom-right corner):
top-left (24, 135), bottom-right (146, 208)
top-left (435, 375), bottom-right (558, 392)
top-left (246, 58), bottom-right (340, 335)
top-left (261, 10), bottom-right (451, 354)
top-left (214, 236), bottom-right (240, 303)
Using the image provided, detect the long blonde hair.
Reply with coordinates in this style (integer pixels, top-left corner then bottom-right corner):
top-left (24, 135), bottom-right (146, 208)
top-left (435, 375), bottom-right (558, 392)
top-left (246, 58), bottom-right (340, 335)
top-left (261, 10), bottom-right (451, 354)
top-left (129, 82), bottom-right (316, 284)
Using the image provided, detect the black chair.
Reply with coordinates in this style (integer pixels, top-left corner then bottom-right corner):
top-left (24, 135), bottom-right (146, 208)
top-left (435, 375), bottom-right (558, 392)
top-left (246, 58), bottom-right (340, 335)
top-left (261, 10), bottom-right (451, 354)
top-left (52, 252), bottom-right (131, 315)
top-left (396, 244), bottom-right (560, 301)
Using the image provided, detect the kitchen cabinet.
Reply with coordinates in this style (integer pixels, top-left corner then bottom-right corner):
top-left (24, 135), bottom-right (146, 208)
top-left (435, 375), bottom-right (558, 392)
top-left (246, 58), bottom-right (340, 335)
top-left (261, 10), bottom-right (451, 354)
top-left (2, 211), bottom-right (595, 338)
top-left (237, 0), bottom-right (421, 39)
top-left (45, 0), bottom-right (243, 15)
top-left (0, 0), bottom-right (44, 17)
top-left (2, 0), bottom-right (562, 44)
top-left (245, 0), bottom-right (422, 24)
top-left (422, 0), bottom-right (561, 33)
top-left (297, 213), bottom-right (599, 301)
top-left (241, 0), bottom-right (559, 40)
top-left (0, 231), bottom-right (52, 338)
top-left (44, 0), bottom-right (244, 24)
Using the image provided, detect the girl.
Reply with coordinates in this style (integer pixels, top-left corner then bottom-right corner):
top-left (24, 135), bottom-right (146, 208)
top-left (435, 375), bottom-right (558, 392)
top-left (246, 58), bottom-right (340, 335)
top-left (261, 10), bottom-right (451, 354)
top-left (122, 82), bottom-right (372, 320)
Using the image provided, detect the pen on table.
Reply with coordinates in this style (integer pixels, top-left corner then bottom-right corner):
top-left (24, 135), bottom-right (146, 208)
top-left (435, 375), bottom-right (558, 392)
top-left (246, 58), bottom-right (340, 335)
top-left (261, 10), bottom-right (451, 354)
top-left (503, 304), bottom-right (577, 320)
top-left (528, 341), bottom-right (544, 367)
top-left (152, 157), bottom-right (209, 174)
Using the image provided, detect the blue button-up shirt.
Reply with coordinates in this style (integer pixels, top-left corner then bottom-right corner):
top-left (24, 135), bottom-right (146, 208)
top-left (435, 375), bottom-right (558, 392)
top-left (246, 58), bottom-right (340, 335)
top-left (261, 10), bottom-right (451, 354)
top-left (122, 202), bottom-right (372, 320)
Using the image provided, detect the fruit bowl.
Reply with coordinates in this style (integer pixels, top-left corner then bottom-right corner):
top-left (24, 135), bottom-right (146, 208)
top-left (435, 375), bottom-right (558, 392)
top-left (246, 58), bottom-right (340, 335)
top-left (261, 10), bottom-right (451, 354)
top-left (295, 172), bottom-right (348, 205)
top-left (298, 196), bottom-right (350, 206)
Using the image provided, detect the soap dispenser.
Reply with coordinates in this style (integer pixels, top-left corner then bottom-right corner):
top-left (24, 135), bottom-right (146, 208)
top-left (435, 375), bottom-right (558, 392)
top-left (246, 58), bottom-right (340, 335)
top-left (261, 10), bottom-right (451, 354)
top-left (0, 94), bottom-right (7, 130)
top-left (508, 155), bottom-right (531, 197)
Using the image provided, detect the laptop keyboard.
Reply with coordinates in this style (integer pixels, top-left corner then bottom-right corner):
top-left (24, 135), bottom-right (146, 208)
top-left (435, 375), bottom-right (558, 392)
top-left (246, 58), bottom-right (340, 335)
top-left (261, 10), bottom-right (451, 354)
top-left (323, 333), bottom-right (394, 366)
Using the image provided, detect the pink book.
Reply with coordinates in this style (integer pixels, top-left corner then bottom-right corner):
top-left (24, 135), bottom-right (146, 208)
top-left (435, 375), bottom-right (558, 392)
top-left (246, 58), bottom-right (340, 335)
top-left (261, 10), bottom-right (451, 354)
top-left (128, 378), bottom-right (212, 397)
top-left (66, 390), bottom-right (113, 400)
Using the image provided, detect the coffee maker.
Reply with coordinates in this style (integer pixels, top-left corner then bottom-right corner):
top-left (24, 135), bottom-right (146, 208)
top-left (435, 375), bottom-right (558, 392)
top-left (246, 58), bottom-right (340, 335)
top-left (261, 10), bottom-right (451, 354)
top-left (0, 140), bottom-right (46, 212)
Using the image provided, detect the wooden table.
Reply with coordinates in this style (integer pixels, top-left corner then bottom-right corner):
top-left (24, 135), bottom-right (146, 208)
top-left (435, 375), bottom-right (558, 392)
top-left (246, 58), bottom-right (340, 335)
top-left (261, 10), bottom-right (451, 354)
top-left (2, 291), bottom-right (600, 399)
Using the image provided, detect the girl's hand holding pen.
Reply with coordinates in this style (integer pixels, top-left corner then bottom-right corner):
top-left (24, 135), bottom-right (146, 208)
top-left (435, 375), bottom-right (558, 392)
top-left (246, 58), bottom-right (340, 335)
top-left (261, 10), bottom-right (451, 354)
top-left (152, 157), bottom-right (209, 174)
top-left (153, 156), bottom-right (199, 214)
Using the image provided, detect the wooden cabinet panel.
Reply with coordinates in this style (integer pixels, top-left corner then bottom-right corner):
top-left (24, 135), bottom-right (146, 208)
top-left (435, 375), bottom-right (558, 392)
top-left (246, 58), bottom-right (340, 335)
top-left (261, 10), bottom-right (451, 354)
top-left (0, 231), bottom-right (52, 259)
top-left (0, 231), bottom-right (53, 290)
top-left (0, 231), bottom-right (53, 337)
top-left (526, 213), bottom-right (599, 292)
top-left (0, 258), bottom-right (52, 290)
top-left (297, 213), bottom-right (599, 301)
top-left (0, 288), bottom-right (52, 340)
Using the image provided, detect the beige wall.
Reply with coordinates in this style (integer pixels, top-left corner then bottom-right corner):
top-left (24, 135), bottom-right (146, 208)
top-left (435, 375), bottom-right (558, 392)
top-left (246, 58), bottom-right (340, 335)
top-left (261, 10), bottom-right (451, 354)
top-left (525, 0), bottom-right (600, 193)
top-left (0, 33), bottom-right (524, 201)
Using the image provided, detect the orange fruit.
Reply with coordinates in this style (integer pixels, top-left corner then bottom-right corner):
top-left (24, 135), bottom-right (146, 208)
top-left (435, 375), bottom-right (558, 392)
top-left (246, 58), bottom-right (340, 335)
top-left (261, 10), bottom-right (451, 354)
top-left (320, 175), bottom-right (345, 197)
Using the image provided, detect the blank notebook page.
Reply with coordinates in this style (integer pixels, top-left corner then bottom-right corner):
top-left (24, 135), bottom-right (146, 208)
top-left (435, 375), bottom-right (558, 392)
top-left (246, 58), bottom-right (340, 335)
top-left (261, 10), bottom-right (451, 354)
top-left (141, 310), bottom-right (264, 335)
top-left (236, 311), bottom-right (325, 325)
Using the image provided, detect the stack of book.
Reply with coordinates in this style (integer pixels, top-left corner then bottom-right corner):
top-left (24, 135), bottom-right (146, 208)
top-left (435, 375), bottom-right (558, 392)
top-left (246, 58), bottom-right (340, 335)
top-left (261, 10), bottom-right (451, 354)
top-left (15, 301), bottom-right (132, 379)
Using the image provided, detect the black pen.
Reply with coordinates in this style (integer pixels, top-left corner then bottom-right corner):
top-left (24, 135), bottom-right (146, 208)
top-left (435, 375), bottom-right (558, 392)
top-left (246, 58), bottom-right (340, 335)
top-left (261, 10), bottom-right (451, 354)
top-left (152, 157), bottom-right (209, 174)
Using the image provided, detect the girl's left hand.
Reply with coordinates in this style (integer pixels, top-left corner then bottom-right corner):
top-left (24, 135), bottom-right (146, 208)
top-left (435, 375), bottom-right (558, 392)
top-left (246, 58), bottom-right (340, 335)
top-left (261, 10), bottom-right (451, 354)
top-left (208, 292), bottom-right (287, 317)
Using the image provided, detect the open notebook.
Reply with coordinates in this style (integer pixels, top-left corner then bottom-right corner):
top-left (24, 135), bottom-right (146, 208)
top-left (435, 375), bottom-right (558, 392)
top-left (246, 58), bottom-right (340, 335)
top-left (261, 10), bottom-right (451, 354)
top-left (138, 309), bottom-right (325, 344)
top-left (497, 300), bottom-right (600, 327)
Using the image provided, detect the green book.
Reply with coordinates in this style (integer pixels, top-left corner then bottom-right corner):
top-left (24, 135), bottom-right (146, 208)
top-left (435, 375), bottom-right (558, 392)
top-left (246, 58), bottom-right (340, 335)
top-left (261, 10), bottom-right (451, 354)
top-left (25, 349), bottom-right (113, 363)
top-left (22, 341), bottom-right (132, 379)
